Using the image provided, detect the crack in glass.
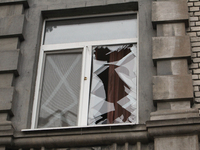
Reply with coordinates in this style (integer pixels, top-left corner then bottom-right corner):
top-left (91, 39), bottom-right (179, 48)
top-left (88, 44), bottom-right (137, 125)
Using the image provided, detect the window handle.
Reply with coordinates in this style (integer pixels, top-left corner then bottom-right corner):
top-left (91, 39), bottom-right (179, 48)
top-left (84, 46), bottom-right (89, 81)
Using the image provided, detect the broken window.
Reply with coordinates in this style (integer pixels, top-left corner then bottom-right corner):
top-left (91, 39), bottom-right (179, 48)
top-left (88, 44), bottom-right (137, 125)
top-left (32, 14), bottom-right (138, 129)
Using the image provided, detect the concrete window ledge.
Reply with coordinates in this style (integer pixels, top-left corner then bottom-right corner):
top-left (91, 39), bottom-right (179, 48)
top-left (13, 124), bottom-right (148, 148)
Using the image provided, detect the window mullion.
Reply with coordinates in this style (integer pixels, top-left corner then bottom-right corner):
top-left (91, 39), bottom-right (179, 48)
top-left (78, 45), bottom-right (92, 126)
top-left (31, 48), bottom-right (45, 129)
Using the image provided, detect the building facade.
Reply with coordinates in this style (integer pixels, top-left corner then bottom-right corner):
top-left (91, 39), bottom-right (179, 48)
top-left (0, 0), bottom-right (199, 149)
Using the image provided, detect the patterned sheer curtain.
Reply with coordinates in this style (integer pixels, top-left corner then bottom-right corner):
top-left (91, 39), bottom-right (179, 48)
top-left (38, 51), bottom-right (82, 128)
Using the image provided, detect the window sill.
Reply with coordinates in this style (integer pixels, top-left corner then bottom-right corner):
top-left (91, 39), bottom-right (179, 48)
top-left (15, 124), bottom-right (148, 148)
top-left (22, 123), bottom-right (139, 132)
top-left (19, 124), bottom-right (146, 137)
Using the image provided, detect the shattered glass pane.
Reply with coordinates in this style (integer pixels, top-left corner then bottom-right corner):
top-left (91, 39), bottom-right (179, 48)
top-left (88, 44), bottom-right (137, 125)
top-left (38, 51), bottom-right (82, 128)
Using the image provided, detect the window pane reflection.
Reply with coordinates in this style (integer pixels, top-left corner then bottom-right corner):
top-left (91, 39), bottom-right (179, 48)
top-left (44, 15), bottom-right (137, 45)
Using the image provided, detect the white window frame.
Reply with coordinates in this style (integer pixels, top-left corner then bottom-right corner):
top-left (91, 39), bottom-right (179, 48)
top-left (30, 12), bottom-right (139, 130)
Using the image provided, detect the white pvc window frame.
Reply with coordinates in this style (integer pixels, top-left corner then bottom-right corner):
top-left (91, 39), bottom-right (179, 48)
top-left (30, 12), bottom-right (139, 130)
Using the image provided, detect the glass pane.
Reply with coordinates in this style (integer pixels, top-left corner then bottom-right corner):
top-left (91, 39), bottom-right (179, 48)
top-left (88, 44), bottom-right (137, 125)
top-left (44, 15), bottom-right (137, 44)
top-left (38, 50), bottom-right (82, 128)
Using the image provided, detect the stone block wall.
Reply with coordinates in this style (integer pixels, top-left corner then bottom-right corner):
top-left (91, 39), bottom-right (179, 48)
top-left (147, 0), bottom-right (200, 149)
top-left (0, 0), bottom-right (28, 148)
top-left (151, 0), bottom-right (197, 121)
top-left (1, 0), bottom-right (200, 149)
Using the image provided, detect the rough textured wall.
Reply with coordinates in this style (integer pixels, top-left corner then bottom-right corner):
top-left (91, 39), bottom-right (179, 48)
top-left (0, 0), bottom-right (28, 146)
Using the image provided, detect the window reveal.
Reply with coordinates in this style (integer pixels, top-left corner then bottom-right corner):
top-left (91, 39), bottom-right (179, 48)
top-left (32, 14), bottom-right (138, 129)
top-left (88, 44), bottom-right (137, 125)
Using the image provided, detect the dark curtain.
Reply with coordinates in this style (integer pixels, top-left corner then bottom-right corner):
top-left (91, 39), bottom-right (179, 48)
top-left (94, 45), bottom-right (132, 124)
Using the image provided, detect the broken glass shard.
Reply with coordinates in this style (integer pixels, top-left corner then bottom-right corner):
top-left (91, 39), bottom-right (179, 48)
top-left (88, 44), bottom-right (137, 125)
